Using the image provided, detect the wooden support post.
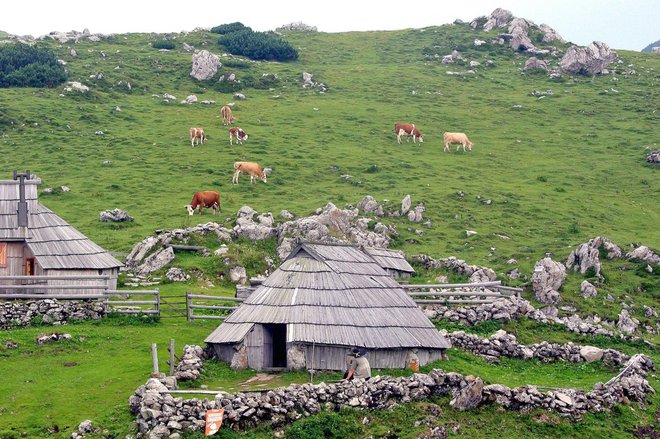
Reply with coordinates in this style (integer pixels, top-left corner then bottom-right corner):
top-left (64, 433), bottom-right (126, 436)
top-left (186, 291), bottom-right (192, 322)
top-left (151, 343), bottom-right (159, 376)
top-left (169, 339), bottom-right (175, 376)
top-left (155, 288), bottom-right (160, 317)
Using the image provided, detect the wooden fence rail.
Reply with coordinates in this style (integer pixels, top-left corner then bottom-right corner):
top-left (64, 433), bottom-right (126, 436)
top-left (186, 292), bottom-right (244, 321)
top-left (403, 281), bottom-right (523, 305)
top-left (105, 289), bottom-right (160, 315)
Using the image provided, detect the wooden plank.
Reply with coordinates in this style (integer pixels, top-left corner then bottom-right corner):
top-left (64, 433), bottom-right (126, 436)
top-left (187, 294), bottom-right (244, 302)
top-left (0, 294), bottom-right (105, 300)
top-left (106, 300), bottom-right (158, 305)
top-left (0, 284), bottom-right (107, 290)
top-left (164, 244), bottom-right (208, 251)
top-left (400, 281), bottom-right (502, 289)
top-left (408, 291), bottom-right (504, 298)
top-left (106, 290), bottom-right (158, 295)
top-left (189, 314), bottom-right (227, 320)
top-left (0, 275), bottom-right (109, 281)
top-left (112, 309), bottom-right (159, 315)
top-left (189, 304), bottom-right (237, 311)
top-left (413, 299), bottom-right (496, 304)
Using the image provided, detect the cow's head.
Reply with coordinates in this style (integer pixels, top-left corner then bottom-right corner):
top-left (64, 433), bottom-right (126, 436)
top-left (239, 130), bottom-right (248, 141)
top-left (201, 133), bottom-right (207, 144)
top-left (184, 205), bottom-right (194, 216)
top-left (418, 134), bottom-right (424, 143)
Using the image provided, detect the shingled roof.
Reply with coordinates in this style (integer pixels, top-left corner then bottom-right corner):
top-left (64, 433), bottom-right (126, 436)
top-left (363, 246), bottom-right (415, 274)
top-left (206, 242), bottom-right (449, 350)
top-left (0, 177), bottom-right (122, 270)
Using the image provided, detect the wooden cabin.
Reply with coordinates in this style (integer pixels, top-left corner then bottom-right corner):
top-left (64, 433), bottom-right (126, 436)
top-left (206, 242), bottom-right (450, 371)
top-left (0, 173), bottom-right (123, 295)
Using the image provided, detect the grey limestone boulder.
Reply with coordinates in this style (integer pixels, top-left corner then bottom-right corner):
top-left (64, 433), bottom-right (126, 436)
top-left (560, 42), bottom-right (618, 75)
top-left (580, 280), bottom-right (598, 298)
top-left (532, 256), bottom-right (566, 304)
top-left (190, 50), bottom-right (220, 81)
top-left (138, 247), bottom-right (175, 275)
top-left (99, 208), bottom-right (134, 222)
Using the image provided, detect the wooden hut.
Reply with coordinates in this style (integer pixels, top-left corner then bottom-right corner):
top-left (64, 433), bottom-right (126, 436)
top-left (205, 242), bottom-right (450, 371)
top-left (0, 172), bottom-right (123, 294)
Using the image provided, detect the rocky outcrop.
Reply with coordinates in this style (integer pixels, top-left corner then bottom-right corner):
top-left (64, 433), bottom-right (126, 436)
top-left (165, 267), bottom-right (190, 282)
top-left (559, 42), bottom-right (618, 75)
top-left (138, 247), bottom-right (175, 275)
top-left (566, 236), bottom-right (622, 276)
top-left (580, 280), bottom-right (598, 298)
top-left (626, 245), bottom-right (660, 265)
top-left (99, 208), bottom-right (134, 222)
top-left (1, 299), bottom-right (109, 330)
top-left (524, 57), bottom-right (548, 71)
top-left (532, 256), bottom-right (566, 304)
top-left (647, 150), bottom-right (660, 163)
top-left (276, 22), bottom-right (318, 32)
top-left (190, 50), bottom-right (220, 81)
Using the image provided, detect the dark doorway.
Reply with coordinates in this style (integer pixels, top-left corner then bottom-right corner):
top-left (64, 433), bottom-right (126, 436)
top-left (264, 324), bottom-right (287, 368)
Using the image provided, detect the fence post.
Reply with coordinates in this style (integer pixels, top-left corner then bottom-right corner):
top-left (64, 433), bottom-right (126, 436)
top-left (155, 288), bottom-right (160, 317)
top-left (151, 343), bottom-right (159, 376)
top-left (186, 291), bottom-right (191, 322)
top-left (169, 339), bottom-right (175, 376)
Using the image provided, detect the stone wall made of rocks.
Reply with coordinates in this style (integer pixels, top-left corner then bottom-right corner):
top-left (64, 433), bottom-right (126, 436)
top-left (129, 353), bottom-right (654, 437)
top-left (445, 329), bottom-right (629, 366)
top-left (0, 299), bottom-right (110, 330)
top-left (423, 296), bottom-right (625, 337)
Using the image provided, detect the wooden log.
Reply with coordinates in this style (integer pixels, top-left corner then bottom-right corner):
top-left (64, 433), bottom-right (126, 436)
top-left (408, 291), bottom-right (503, 297)
top-left (151, 343), bottom-right (159, 375)
top-left (169, 339), bottom-right (175, 377)
top-left (187, 294), bottom-right (244, 302)
top-left (163, 244), bottom-right (208, 251)
top-left (400, 281), bottom-right (502, 289)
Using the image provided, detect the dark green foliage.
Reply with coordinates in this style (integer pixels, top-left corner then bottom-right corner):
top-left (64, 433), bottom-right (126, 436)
top-left (152, 40), bottom-right (175, 50)
top-left (218, 29), bottom-right (298, 61)
top-left (0, 43), bottom-right (66, 87)
top-left (287, 411), bottom-right (361, 439)
top-left (211, 22), bottom-right (251, 35)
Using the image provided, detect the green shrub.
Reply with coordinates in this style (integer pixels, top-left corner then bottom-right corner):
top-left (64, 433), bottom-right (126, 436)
top-left (287, 411), bottom-right (361, 439)
top-left (218, 29), bottom-right (298, 61)
top-left (211, 22), bottom-right (251, 35)
top-left (0, 43), bottom-right (67, 88)
top-left (152, 40), bottom-right (175, 50)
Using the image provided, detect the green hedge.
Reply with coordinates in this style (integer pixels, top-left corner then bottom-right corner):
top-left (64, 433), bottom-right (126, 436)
top-left (217, 28), bottom-right (298, 61)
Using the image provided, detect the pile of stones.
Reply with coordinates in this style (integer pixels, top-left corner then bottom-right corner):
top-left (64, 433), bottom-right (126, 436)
top-left (35, 332), bottom-right (72, 345)
top-left (0, 299), bottom-right (109, 330)
top-left (129, 354), bottom-right (654, 436)
top-left (173, 345), bottom-right (211, 381)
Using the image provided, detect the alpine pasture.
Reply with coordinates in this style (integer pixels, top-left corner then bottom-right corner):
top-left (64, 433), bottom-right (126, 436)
top-left (0, 20), bottom-right (658, 439)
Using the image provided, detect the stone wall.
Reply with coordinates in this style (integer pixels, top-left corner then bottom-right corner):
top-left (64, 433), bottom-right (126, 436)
top-left (0, 299), bottom-right (109, 329)
top-left (129, 346), bottom-right (654, 437)
top-left (446, 329), bottom-right (628, 365)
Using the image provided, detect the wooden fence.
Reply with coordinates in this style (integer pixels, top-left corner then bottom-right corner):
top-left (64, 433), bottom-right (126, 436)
top-left (402, 281), bottom-right (523, 305)
top-left (186, 293), bottom-right (244, 321)
top-left (104, 289), bottom-right (160, 315)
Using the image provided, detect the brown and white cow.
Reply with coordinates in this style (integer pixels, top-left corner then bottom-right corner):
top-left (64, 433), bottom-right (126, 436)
top-left (394, 123), bottom-right (424, 144)
top-left (220, 105), bottom-right (235, 126)
top-left (185, 191), bottom-right (220, 215)
top-left (189, 127), bottom-right (207, 146)
top-left (229, 127), bottom-right (248, 145)
top-left (443, 132), bottom-right (473, 152)
top-left (232, 161), bottom-right (267, 184)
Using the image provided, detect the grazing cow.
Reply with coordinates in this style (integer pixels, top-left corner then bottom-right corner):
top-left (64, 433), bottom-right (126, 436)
top-left (232, 161), bottom-right (267, 184)
top-left (189, 127), bottom-right (207, 146)
top-left (394, 123), bottom-right (424, 144)
top-left (229, 127), bottom-right (248, 145)
top-left (220, 105), bottom-right (235, 126)
top-left (443, 132), bottom-right (474, 152)
top-left (185, 191), bottom-right (220, 215)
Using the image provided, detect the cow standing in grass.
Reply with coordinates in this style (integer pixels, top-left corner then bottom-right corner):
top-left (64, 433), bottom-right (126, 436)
top-left (189, 127), bottom-right (207, 146)
top-left (229, 127), bottom-right (248, 145)
top-left (185, 191), bottom-right (220, 215)
top-left (220, 106), bottom-right (235, 126)
top-left (232, 161), bottom-right (268, 184)
top-left (443, 132), bottom-right (473, 152)
top-left (394, 123), bottom-right (424, 144)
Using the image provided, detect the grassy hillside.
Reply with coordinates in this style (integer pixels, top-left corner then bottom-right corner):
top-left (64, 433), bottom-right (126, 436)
top-left (0, 22), bottom-right (658, 438)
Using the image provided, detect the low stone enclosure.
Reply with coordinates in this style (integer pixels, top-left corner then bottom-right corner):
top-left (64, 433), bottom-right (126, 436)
top-left (130, 340), bottom-right (655, 437)
top-left (0, 299), bottom-right (109, 330)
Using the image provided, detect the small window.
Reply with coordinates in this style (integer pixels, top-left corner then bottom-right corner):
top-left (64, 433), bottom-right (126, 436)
top-left (25, 258), bottom-right (35, 276)
top-left (0, 243), bottom-right (6, 267)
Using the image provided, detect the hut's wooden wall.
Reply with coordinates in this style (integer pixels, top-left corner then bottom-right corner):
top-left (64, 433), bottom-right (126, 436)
top-left (246, 324), bottom-right (265, 370)
top-left (211, 344), bottom-right (236, 364)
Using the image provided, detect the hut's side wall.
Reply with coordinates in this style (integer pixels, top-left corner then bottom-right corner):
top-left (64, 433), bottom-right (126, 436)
top-left (211, 344), bottom-right (236, 364)
top-left (45, 268), bottom-right (118, 295)
top-left (302, 345), bottom-right (446, 371)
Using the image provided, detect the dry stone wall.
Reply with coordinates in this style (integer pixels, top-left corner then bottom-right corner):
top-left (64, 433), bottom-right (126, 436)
top-left (0, 299), bottom-right (109, 330)
top-left (129, 353), bottom-right (654, 437)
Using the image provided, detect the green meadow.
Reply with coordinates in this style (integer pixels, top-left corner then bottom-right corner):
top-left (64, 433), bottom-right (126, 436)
top-left (0, 22), bottom-right (658, 438)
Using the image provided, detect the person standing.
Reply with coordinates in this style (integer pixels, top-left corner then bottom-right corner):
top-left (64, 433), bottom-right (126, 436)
top-left (343, 347), bottom-right (371, 381)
